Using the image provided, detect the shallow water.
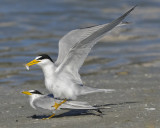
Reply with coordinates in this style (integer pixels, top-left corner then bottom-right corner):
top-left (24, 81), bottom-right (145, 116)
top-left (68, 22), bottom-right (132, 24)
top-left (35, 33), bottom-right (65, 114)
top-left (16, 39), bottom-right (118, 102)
top-left (0, 0), bottom-right (160, 87)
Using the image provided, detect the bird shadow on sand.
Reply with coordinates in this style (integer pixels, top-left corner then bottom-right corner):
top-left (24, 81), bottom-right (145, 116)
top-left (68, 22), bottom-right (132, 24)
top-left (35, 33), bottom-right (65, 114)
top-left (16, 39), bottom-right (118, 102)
top-left (27, 101), bottom-right (138, 119)
top-left (28, 109), bottom-right (102, 119)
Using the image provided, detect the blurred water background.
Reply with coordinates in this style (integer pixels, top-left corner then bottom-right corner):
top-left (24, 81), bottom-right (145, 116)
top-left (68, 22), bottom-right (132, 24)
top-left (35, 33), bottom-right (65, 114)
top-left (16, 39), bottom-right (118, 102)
top-left (0, 0), bottom-right (160, 87)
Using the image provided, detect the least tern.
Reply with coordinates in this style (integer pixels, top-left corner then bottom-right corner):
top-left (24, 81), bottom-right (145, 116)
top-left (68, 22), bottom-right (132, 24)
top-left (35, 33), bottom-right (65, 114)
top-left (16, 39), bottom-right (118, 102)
top-left (22, 90), bottom-right (102, 119)
top-left (26, 6), bottom-right (136, 109)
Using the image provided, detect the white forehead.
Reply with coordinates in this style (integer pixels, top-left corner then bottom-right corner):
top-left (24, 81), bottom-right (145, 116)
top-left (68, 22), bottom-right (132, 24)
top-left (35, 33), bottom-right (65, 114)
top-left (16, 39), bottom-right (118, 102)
top-left (35, 56), bottom-right (41, 60)
top-left (29, 90), bottom-right (36, 93)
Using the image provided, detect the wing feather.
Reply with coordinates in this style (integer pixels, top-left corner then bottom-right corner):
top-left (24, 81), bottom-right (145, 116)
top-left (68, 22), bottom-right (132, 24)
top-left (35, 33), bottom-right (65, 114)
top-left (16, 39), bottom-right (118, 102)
top-left (56, 6), bottom-right (136, 79)
top-left (33, 96), bottom-right (56, 110)
top-left (33, 95), bottom-right (97, 110)
top-left (55, 22), bottom-right (128, 66)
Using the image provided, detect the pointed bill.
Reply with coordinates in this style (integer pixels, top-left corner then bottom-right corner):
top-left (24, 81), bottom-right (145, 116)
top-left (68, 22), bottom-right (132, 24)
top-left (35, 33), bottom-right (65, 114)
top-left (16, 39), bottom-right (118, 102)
top-left (25, 59), bottom-right (40, 70)
top-left (22, 91), bottom-right (32, 95)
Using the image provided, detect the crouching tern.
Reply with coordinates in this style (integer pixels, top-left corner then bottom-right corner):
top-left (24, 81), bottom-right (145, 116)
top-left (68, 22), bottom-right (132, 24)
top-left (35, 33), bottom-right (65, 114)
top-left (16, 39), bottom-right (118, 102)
top-left (22, 90), bottom-right (103, 119)
top-left (25, 6), bottom-right (136, 109)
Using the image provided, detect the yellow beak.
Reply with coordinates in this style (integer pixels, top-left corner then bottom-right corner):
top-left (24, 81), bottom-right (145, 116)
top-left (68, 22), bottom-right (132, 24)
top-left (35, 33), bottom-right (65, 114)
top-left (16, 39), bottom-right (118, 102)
top-left (26, 59), bottom-right (40, 67)
top-left (22, 91), bottom-right (32, 95)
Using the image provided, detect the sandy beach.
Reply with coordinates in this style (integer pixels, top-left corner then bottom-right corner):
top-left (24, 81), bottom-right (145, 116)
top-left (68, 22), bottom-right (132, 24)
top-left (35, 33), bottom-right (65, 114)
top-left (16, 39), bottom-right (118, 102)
top-left (0, 0), bottom-right (160, 127)
top-left (1, 61), bottom-right (160, 128)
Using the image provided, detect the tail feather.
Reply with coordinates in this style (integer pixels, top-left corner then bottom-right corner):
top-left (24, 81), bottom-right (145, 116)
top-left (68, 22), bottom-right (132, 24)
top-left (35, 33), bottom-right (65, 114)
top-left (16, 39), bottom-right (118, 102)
top-left (80, 86), bottom-right (115, 95)
top-left (61, 105), bottom-right (97, 110)
top-left (61, 101), bottom-right (97, 110)
top-left (66, 101), bottom-right (90, 106)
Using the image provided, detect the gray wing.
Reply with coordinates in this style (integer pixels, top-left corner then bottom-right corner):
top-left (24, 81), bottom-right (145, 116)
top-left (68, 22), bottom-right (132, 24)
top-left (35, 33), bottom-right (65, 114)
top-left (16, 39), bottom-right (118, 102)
top-left (33, 96), bottom-right (97, 110)
top-left (55, 22), bottom-right (128, 66)
top-left (60, 101), bottom-right (97, 110)
top-left (33, 95), bottom-right (56, 110)
top-left (56, 6), bottom-right (136, 79)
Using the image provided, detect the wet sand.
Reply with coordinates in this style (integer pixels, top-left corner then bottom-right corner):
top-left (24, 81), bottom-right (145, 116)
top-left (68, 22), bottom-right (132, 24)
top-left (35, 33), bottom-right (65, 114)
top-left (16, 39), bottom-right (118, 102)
top-left (1, 61), bottom-right (160, 128)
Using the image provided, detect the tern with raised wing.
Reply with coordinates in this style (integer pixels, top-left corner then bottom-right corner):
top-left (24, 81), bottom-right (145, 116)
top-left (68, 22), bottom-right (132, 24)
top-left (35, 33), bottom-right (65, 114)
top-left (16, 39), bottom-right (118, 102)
top-left (26, 6), bottom-right (136, 110)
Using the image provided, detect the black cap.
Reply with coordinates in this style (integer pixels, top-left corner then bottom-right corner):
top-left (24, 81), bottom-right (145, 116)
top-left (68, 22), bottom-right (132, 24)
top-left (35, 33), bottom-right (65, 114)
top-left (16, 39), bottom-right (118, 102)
top-left (37, 54), bottom-right (53, 62)
top-left (29, 90), bottom-right (43, 95)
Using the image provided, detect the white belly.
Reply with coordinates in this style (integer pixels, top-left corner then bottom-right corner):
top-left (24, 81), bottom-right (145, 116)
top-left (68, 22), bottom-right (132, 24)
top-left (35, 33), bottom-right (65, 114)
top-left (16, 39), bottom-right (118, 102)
top-left (45, 76), bottom-right (79, 100)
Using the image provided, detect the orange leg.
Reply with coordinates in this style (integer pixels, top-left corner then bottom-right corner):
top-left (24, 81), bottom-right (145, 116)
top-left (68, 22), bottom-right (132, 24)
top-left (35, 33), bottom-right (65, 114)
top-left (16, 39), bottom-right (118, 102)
top-left (53, 99), bottom-right (67, 110)
top-left (42, 113), bottom-right (55, 120)
top-left (42, 99), bottom-right (67, 120)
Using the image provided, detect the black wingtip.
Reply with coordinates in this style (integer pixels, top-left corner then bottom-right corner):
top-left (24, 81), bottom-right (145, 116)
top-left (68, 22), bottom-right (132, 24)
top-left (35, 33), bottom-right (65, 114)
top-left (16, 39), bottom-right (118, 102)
top-left (117, 5), bottom-right (136, 22)
top-left (127, 5), bottom-right (137, 14)
top-left (97, 109), bottom-right (103, 114)
top-left (134, 5), bottom-right (138, 8)
top-left (128, 5), bottom-right (137, 14)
